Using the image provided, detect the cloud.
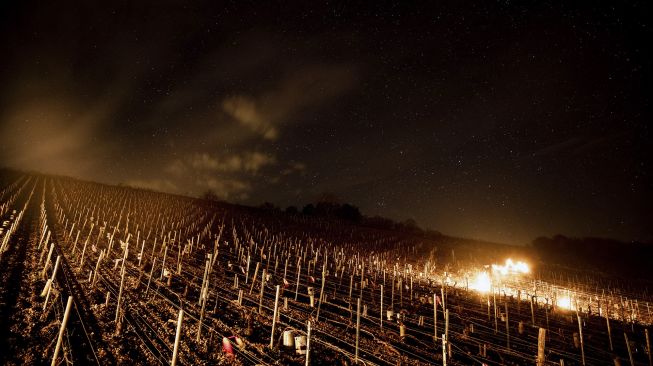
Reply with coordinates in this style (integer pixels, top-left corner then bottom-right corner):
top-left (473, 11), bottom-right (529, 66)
top-left (196, 176), bottom-right (251, 200)
top-left (281, 162), bottom-right (307, 175)
top-left (222, 64), bottom-right (357, 140)
top-left (0, 93), bottom-right (115, 178)
top-left (222, 96), bottom-right (279, 140)
top-left (186, 151), bottom-right (276, 174)
top-left (160, 150), bottom-right (285, 200)
top-left (165, 159), bottom-right (187, 176)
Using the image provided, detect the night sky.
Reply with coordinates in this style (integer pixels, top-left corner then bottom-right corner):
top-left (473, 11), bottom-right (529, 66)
top-left (1, 1), bottom-right (651, 245)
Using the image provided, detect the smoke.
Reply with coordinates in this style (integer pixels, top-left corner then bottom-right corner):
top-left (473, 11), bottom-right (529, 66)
top-left (0, 86), bottom-right (114, 177)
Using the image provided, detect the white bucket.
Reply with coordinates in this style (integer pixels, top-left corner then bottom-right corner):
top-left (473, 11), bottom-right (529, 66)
top-left (283, 330), bottom-right (295, 347)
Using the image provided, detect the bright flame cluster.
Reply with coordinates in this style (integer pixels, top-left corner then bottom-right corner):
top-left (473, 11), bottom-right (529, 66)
top-left (469, 271), bottom-right (492, 293)
top-left (491, 258), bottom-right (530, 276)
top-left (556, 296), bottom-right (573, 310)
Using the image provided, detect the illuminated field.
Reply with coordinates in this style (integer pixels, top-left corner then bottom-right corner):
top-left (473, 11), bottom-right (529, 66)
top-left (0, 173), bottom-right (650, 365)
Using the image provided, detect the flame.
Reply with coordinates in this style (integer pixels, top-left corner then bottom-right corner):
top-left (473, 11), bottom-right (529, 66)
top-left (469, 272), bottom-right (491, 293)
top-left (557, 296), bottom-right (573, 310)
top-left (491, 258), bottom-right (530, 275)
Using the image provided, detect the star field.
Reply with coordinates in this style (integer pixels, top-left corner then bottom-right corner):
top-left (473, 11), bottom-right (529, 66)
top-left (0, 1), bottom-right (650, 245)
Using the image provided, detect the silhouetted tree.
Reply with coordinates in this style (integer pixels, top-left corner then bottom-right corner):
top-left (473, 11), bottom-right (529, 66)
top-left (285, 206), bottom-right (299, 215)
top-left (335, 203), bottom-right (362, 222)
top-left (302, 203), bottom-right (316, 215)
top-left (259, 202), bottom-right (280, 212)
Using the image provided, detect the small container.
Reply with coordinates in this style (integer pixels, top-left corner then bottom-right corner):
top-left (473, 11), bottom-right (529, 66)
top-left (295, 335), bottom-right (307, 354)
top-left (386, 310), bottom-right (394, 320)
top-left (283, 330), bottom-right (295, 347)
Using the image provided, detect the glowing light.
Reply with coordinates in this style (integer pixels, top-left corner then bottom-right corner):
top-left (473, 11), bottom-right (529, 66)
top-left (491, 258), bottom-right (530, 276)
top-left (469, 271), bottom-right (492, 293)
top-left (557, 296), bottom-right (572, 310)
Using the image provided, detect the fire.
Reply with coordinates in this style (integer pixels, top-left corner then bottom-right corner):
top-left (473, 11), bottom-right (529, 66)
top-left (557, 296), bottom-right (573, 310)
top-left (491, 258), bottom-right (530, 276)
top-left (469, 271), bottom-right (491, 293)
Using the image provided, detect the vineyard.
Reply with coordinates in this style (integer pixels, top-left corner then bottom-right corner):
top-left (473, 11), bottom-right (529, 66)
top-left (0, 172), bottom-right (651, 365)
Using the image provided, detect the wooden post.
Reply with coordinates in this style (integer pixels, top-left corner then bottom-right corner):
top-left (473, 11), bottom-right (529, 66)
top-left (245, 254), bottom-right (251, 283)
top-left (360, 262), bottom-right (365, 300)
top-left (305, 320), bottom-right (312, 366)
top-left (92, 250), bottom-right (103, 288)
top-left (51, 296), bottom-right (73, 366)
top-left (41, 242), bottom-right (54, 278)
top-left (494, 289), bottom-right (498, 333)
top-left (270, 285), bottom-right (280, 348)
top-left (399, 277), bottom-right (403, 307)
top-left (295, 259), bottom-right (302, 301)
top-left (645, 328), bottom-right (652, 366)
top-left (607, 305), bottom-right (614, 351)
top-left (72, 230), bottom-right (79, 253)
top-left (79, 229), bottom-right (91, 268)
top-left (283, 257), bottom-right (288, 279)
top-left (546, 301), bottom-right (550, 330)
top-left (441, 286), bottom-right (446, 311)
top-left (146, 258), bottom-right (156, 296)
top-left (445, 308), bottom-right (449, 344)
top-left (171, 309), bottom-right (183, 366)
top-left (380, 284), bottom-right (383, 329)
top-left (442, 333), bottom-right (447, 366)
top-left (138, 240), bottom-right (145, 267)
top-left (316, 264), bottom-right (326, 321)
top-left (537, 328), bottom-right (546, 366)
top-left (531, 296), bottom-right (536, 325)
top-left (160, 246), bottom-right (168, 280)
top-left (115, 265), bottom-right (125, 322)
top-left (349, 274), bottom-right (354, 301)
top-left (197, 279), bottom-right (208, 342)
top-left (578, 314), bottom-right (585, 366)
top-left (258, 269), bottom-right (266, 314)
top-left (410, 275), bottom-right (413, 303)
top-left (505, 301), bottom-right (510, 349)
top-left (355, 297), bottom-right (361, 363)
top-left (250, 262), bottom-right (260, 295)
top-left (390, 275), bottom-right (395, 311)
top-left (43, 255), bottom-right (61, 311)
top-left (434, 293), bottom-right (438, 341)
top-left (625, 332), bottom-right (634, 366)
